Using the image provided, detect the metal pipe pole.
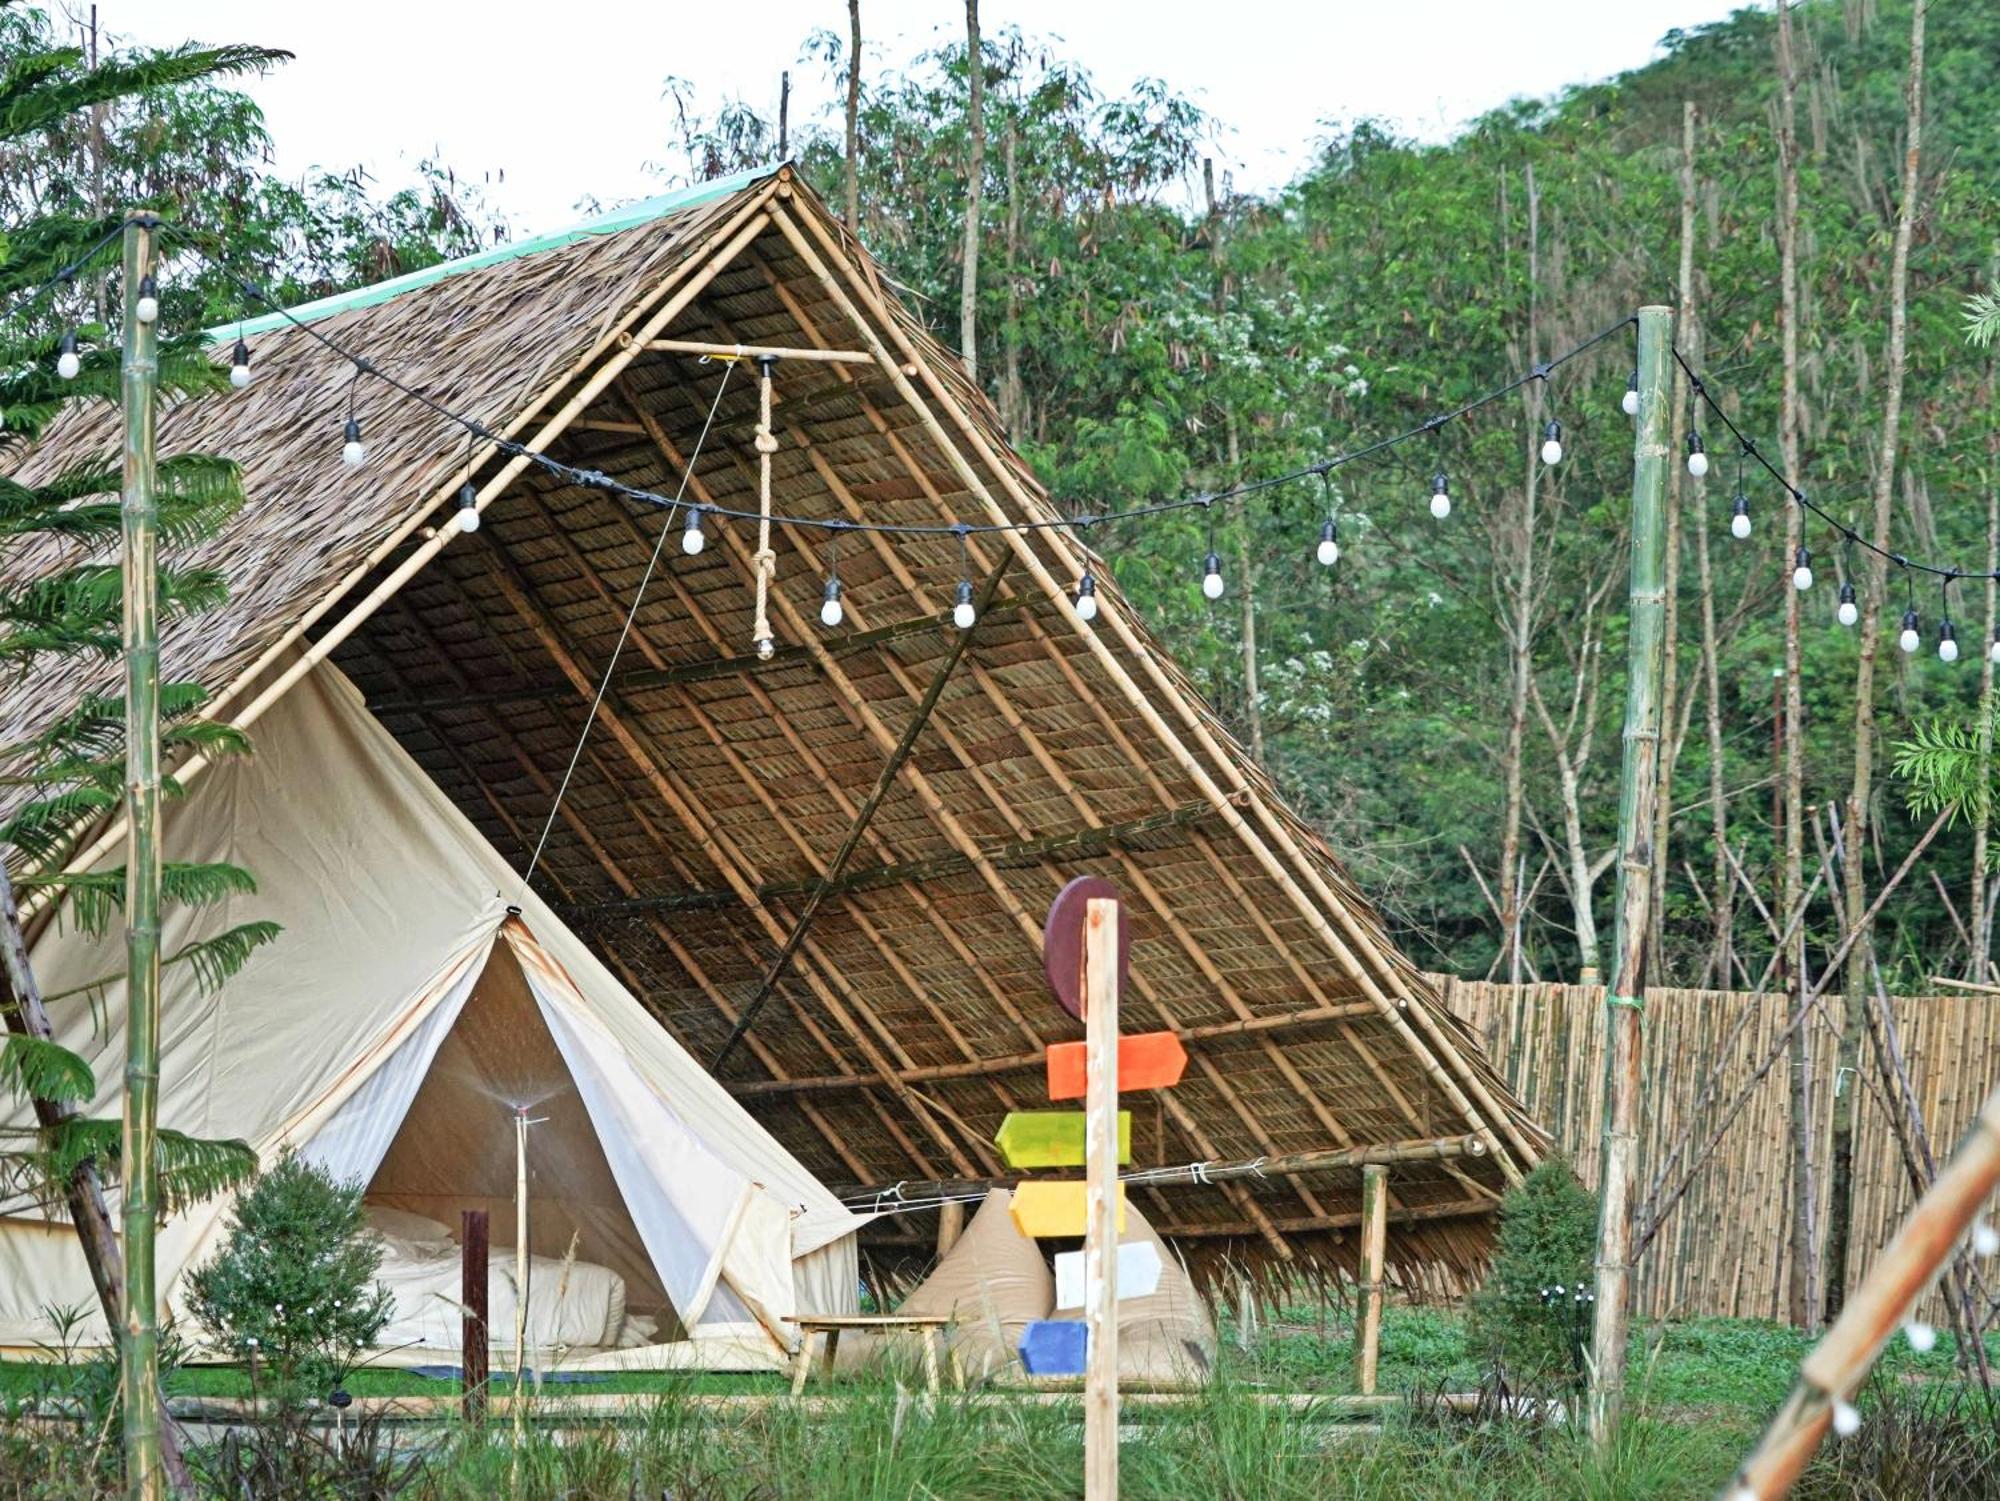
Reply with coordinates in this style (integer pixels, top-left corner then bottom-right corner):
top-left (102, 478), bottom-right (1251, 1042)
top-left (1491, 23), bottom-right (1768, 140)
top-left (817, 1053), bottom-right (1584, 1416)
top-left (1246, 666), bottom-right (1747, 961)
top-left (116, 213), bottom-right (165, 1501)
top-left (1588, 304), bottom-right (1673, 1444)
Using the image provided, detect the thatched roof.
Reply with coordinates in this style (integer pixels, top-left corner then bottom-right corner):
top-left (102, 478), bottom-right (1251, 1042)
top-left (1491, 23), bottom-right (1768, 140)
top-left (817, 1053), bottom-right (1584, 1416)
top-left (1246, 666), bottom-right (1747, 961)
top-left (9, 165), bottom-right (1546, 1287)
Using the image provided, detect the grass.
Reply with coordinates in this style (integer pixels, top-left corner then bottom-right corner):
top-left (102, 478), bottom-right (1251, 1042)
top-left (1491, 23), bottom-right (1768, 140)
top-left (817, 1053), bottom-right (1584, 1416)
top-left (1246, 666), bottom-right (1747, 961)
top-left (4, 1305), bottom-right (1997, 1498)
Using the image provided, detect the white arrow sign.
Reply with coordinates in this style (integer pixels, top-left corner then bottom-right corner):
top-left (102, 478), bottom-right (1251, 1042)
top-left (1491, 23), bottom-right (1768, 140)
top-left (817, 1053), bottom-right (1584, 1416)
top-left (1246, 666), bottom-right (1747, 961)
top-left (1054, 1241), bottom-right (1163, 1310)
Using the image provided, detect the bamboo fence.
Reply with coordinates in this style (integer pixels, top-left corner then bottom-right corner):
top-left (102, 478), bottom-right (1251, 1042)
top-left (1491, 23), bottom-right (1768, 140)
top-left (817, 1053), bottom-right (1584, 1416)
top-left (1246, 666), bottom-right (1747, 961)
top-left (1434, 975), bottom-right (1998, 1324)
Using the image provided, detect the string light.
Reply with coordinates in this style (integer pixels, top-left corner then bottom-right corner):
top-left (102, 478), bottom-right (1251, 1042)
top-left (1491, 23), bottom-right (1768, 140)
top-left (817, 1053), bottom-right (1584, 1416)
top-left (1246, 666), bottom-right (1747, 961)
top-left (1539, 418), bottom-right (1564, 466)
top-left (339, 370), bottom-right (366, 466)
top-left (1974, 1219), bottom-right (1999, 1256)
top-left (1899, 609), bottom-right (1922, 656)
top-left (952, 528), bottom-right (978, 629)
top-left (1990, 623), bottom-right (2000, 667)
top-left (1074, 571), bottom-right (1099, 621)
top-left (1792, 545), bottom-right (1813, 592)
top-left (134, 274), bottom-right (160, 325)
top-left (1317, 518), bottom-right (1340, 567)
top-left (1622, 370), bottom-right (1640, 417)
top-left (1730, 493), bottom-right (1751, 540)
top-left (1904, 1320), bottom-right (1937, 1353)
top-left (1938, 575), bottom-right (1959, 663)
top-left (456, 481), bottom-right (480, 534)
top-left (56, 331), bottom-right (80, 380)
top-left (1686, 430), bottom-right (1709, 478)
top-left (819, 526), bottom-right (845, 627)
top-left (1836, 581), bottom-right (1858, 628)
top-left (1831, 1399), bottom-right (1862, 1438)
top-left (1201, 549), bottom-right (1225, 600)
top-left (229, 337), bottom-right (252, 388)
top-left (1428, 470), bottom-right (1451, 520)
top-left (681, 504), bottom-right (707, 556)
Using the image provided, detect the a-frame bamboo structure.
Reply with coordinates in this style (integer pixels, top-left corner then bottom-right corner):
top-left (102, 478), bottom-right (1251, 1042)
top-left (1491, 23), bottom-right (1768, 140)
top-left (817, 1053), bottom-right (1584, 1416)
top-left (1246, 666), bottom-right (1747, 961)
top-left (6, 165), bottom-right (1546, 1287)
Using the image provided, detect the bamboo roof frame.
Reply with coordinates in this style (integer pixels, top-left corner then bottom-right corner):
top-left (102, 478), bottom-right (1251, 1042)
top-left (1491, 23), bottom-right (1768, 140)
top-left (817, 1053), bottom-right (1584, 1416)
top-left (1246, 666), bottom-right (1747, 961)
top-left (5, 166), bottom-right (1548, 1287)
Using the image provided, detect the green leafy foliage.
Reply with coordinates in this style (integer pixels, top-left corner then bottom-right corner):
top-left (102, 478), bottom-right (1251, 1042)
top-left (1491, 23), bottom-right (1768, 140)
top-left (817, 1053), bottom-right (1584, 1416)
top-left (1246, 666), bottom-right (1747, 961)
top-left (0, 1033), bottom-right (90, 1104)
top-left (1467, 1158), bottom-right (1600, 1384)
top-left (185, 1153), bottom-right (393, 1404)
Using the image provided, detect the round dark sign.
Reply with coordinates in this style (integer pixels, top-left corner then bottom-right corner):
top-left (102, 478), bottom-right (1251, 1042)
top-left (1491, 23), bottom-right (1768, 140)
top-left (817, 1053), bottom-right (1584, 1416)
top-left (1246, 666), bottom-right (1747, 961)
top-left (1043, 876), bottom-right (1129, 1021)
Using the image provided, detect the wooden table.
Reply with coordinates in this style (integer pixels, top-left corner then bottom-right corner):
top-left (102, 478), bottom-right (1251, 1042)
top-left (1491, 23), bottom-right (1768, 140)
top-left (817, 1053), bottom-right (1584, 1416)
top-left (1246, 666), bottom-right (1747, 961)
top-left (787, 1314), bottom-right (961, 1396)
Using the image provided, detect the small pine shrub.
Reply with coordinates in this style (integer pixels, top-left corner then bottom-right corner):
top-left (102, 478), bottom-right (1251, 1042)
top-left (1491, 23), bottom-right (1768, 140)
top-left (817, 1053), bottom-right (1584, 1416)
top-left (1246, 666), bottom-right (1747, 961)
top-left (1466, 1155), bottom-right (1599, 1385)
top-left (186, 1152), bottom-right (392, 1405)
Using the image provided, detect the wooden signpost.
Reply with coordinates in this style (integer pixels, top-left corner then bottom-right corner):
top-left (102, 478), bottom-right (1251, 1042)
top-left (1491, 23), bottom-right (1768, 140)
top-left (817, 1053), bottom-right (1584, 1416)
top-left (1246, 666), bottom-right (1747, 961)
top-left (1015, 876), bottom-right (1176, 1500)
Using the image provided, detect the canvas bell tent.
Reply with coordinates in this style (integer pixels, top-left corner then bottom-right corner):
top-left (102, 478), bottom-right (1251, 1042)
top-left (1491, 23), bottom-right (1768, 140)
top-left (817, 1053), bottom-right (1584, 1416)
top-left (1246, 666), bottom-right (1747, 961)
top-left (0, 656), bottom-right (864, 1369)
top-left (3, 164), bottom-right (1545, 1311)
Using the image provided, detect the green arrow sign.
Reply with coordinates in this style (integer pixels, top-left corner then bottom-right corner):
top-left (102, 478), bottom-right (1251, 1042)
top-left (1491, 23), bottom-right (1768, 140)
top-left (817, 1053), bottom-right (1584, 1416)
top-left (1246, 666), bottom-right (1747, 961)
top-left (994, 1110), bottom-right (1132, 1169)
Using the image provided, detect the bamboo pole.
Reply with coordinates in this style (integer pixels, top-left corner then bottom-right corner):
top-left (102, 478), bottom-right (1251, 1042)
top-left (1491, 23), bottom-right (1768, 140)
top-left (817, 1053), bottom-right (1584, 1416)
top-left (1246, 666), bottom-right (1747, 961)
top-left (461, 1209), bottom-right (489, 1425)
top-left (1589, 304), bottom-right (1671, 1445)
top-left (33, 197), bottom-right (781, 908)
top-left (1083, 897), bottom-right (1120, 1501)
top-left (1727, 1085), bottom-right (2000, 1499)
top-left (1355, 1165), bottom-right (1390, 1395)
top-left (645, 337), bottom-right (878, 364)
top-left (116, 214), bottom-right (166, 1501)
top-left (766, 193), bottom-right (1533, 1180)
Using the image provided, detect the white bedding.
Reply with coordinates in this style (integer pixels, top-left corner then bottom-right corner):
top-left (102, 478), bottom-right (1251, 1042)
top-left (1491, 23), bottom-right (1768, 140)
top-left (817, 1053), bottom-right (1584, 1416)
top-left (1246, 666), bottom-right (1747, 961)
top-left (365, 1209), bottom-right (655, 1355)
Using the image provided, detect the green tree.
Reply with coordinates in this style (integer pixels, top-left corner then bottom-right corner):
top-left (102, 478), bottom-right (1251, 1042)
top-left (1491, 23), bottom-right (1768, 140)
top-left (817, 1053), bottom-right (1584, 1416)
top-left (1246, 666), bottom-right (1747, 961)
top-left (1467, 1157), bottom-right (1600, 1385)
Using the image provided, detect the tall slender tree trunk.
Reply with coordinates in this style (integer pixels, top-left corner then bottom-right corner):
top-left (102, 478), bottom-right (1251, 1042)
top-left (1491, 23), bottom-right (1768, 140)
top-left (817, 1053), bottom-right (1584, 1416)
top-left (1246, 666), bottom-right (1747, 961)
top-left (1498, 166), bottom-right (1543, 981)
top-left (1654, 102), bottom-right (1698, 981)
top-left (1825, 0), bottom-right (1927, 1322)
top-left (998, 120), bottom-right (1025, 433)
top-left (959, 0), bottom-right (984, 385)
top-left (1200, 160), bottom-right (1264, 763)
top-left (1774, 0), bottom-right (1818, 1331)
top-left (844, 0), bottom-right (862, 234)
top-left (777, 70), bottom-right (790, 159)
top-left (1975, 466), bottom-right (1998, 984)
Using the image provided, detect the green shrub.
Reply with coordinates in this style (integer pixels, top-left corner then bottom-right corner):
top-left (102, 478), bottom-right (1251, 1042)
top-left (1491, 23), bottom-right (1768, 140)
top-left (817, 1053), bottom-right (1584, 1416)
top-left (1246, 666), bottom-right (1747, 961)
top-left (185, 1152), bottom-right (392, 1405)
top-left (1466, 1156), bottom-right (1598, 1385)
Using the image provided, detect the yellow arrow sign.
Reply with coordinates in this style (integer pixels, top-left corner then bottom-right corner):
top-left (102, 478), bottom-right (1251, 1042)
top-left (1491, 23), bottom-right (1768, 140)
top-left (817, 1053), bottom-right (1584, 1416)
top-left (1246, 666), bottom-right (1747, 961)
top-left (1009, 1180), bottom-right (1126, 1239)
top-left (995, 1111), bottom-right (1132, 1169)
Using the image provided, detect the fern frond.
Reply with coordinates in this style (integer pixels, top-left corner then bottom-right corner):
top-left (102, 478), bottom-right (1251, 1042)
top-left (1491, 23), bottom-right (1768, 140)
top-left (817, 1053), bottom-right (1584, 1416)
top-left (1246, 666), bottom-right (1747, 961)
top-left (0, 1035), bottom-right (94, 1106)
top-left (168, 921), bottom-right (280, 994)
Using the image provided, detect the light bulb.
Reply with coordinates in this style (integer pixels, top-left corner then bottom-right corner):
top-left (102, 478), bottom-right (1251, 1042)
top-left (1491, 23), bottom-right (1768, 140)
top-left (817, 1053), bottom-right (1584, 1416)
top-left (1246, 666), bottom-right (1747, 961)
top-left (1429, 472), bottom-right (1451, 520)
top-left (1074, 572), bottom-right (1099, 621)
top-left (819, 577), bottom-right (844, 628)
top-left (681, 507), bottom-right (706, 555)
top-left (1905, 1320), bottom-right (1937, 1353)
top-left (1940, 621), bottom-right (1959, 662)
top-left (1832, 1400), bottom-right (1861, 1438)
top-left (134, 276), bottom-right (159, 324)
top-left (952, 578), bottom-right (977, 629)
top-left (1899, 609), bottom-right (1921, 655)
top-left (1730, 495), bottom-right (1751, 540)
top-left (1792, 546), bottom-right (1813, 592)
top-left (1540, 419), bottom-right (1564, 466)
top-left (1990, 628), bottom-right (2000, 665)
top-left (755, 636), bottom-right (775, 661)
top-left (1201, 551), bottom-right (1225, 600)
top-left (1686, 432), bottom-right (1709, 478)
top-left (340, 416), bottom-right (366, 466)
top-left (1622, 371), bottom-right (1640, 417)
top-left (1836, 582), bottom-right (1858, 627)
top-left (1974, 1220), bottom-right (2000, 1256)
top-left (230, 337), bottom-right (252, 389)
top-left (56, 332), bottom-right (80, 380)
top-left (1316, 518), bottom-right (1340, 567)
top-left (456, 482), bottom-right (480, 534)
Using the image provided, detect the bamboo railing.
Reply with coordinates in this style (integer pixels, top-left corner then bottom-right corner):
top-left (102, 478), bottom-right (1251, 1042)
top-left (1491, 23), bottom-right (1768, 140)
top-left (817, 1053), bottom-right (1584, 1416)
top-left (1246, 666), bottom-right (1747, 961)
top-left (1433, 975), bottom-right (1997, 1324)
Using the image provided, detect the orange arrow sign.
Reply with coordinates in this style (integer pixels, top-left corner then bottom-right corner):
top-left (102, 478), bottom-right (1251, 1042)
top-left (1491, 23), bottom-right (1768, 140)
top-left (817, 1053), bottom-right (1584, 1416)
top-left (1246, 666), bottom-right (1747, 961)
top-left (1045, 1030), bottom-right (1187, 1101)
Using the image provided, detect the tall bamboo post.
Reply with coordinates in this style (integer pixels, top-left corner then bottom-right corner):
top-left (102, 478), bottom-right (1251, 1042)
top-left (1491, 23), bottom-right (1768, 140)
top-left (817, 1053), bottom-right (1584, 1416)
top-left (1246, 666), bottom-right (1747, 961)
top-left (1355, 1164), bottom-right (1389, 1395)
top-left (1083, 897), bottom-right (1120, 1500)
top-left (1727, 1085), bottom-right (2000, 1498)
top-left (116, 214), bottom-right (165, 1501)
top-left (1588, 305), bottom-right (1672, 1444)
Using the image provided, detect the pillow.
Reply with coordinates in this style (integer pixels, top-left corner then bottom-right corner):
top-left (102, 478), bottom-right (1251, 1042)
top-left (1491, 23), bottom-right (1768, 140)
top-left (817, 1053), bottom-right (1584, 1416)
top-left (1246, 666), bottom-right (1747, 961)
top-left (365, 1204), bottom-right (455, 1249)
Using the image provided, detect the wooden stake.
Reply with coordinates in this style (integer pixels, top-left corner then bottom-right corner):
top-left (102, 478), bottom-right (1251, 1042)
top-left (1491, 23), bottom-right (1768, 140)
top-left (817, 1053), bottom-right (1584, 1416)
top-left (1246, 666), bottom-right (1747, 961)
top-left (461, 1210), bottom-right (489, 1424)
top-left (117, 213), bottom-right (165, 1501)
top-left (935, 1200), bottom-right (965, 1259)
top-left (1355, 1164), bottom-right (1389, 1396)
top-left (1589, 304), bottom-right (1673, 1444)
top-left (1083, 897), bottom-right (1119, 1500)
top-left (1730, 1085), bottom-right (2000, 1498)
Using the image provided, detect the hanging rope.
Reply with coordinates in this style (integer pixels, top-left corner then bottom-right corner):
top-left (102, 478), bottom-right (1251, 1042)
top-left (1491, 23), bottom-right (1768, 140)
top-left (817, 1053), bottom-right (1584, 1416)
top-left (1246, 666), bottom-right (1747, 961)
top-left (517, 360), bottom-right (737, 893)
top-left (750, 354), bottom-right (779, 660)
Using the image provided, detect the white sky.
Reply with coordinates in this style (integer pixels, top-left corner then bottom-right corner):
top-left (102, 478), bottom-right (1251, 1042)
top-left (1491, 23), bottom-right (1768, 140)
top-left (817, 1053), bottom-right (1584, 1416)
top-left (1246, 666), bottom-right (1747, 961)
top-left (127, 1), bottom-right (1749, 235)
